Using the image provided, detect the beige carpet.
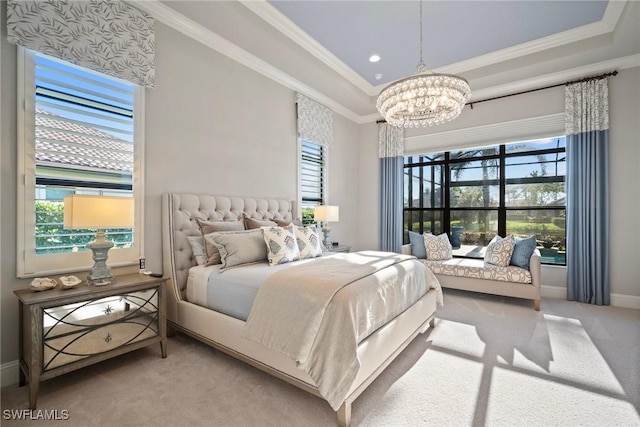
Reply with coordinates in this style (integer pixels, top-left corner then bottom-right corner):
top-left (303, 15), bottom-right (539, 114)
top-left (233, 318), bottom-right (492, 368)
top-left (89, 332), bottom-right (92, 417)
top-left (2, 289), bottom-right (639, 426)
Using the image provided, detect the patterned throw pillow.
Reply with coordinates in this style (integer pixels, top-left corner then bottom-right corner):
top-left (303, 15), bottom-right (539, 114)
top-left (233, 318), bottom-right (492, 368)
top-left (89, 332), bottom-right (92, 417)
top-left (261, 224), bottom-right (301, 266)
top-left (295, 225), bottom-right (323, 259)
top-left (510, 236), bottom-right (537, 270)
top-left (423, 233), bottom-right (452, 260)
top-left (484, 235), bottom-right (516, 267)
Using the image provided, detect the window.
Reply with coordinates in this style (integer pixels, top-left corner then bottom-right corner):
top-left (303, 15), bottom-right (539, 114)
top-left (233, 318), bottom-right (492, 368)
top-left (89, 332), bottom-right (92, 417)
top-left (404, 137), bottom-right (566, 265)
top-left (300, 140), bottom-right (325, 224)
top-left (17, 49), bottom-right (144, 277)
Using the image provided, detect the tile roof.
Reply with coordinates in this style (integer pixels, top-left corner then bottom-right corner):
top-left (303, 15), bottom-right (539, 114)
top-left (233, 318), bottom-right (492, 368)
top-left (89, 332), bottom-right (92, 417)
top-left (35, 108), bottom-right (133, 174)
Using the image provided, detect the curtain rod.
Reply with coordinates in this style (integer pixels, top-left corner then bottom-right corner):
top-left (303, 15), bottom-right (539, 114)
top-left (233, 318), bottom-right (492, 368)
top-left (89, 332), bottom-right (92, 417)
top-left (468, 71), bottom-right (618, 109)
top-left (376, 70), bottom-right (619, 122)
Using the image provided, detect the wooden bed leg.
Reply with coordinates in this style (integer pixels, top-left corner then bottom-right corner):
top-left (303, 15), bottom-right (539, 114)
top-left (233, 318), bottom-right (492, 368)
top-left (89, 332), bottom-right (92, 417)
top-left (337, 402), bottom-right (351, 427)
top-left (534, 299), bottom-right (541, 311)
top-left (429, 317), bottom-right (436, 328)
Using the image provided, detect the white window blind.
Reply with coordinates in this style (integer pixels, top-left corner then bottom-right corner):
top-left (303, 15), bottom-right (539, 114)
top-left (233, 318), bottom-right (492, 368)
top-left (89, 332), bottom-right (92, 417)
top-left (18, 49), bottom-right (144, 277)
top-left (300, 140), bottom-right (325, 208)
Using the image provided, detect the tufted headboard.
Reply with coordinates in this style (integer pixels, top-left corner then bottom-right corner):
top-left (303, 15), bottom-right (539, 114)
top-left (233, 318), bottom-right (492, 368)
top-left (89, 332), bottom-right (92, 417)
top-left (161, 193), bottom-right (294, 301)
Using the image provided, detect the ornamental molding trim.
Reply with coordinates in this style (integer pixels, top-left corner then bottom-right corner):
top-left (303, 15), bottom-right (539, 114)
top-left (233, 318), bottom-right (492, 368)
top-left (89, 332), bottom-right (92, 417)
top-left (239, 0), bottom-right (373, 96)
top-left (238, 0), bottom-right (628, 96)
top-left (132, 1), bottom-right (637, 125)
top-left (130, 0), bottom-right (361, 123)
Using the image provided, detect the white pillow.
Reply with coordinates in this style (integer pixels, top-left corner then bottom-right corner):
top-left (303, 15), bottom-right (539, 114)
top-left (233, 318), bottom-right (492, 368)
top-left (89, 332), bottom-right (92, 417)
top-left (484, 235), bottom-right (516, 267)
top-left (295, 225), bottom-right (323, 259)
top-left (423, 233), bottom-right (452, 260)
top-left (186, 235), bottom-right (205, 265)
top-left (261, 224), bottom-right (300, 266)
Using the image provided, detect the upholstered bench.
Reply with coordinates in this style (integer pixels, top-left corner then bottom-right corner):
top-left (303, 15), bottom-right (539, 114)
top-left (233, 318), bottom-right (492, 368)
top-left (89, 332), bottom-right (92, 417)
top-left (402, 233), bottom-right (541, 311)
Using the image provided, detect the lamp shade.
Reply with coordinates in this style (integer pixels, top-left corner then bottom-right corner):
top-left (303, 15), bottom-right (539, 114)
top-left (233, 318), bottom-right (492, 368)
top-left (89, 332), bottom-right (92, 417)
top-left (63, 195), bottom-right (134, 229)
top-left (314, 205), bottom-right (339, 222)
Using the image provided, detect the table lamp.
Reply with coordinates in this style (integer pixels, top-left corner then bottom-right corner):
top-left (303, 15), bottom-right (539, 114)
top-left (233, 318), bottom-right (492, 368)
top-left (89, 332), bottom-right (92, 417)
top-left (64, 195), bottom-right (134, 286)
top-left (314, 205), bottom-right (339, 249)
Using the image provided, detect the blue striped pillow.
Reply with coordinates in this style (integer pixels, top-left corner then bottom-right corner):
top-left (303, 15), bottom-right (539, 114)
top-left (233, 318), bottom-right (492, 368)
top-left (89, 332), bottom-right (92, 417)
top-left (510, 236), bottom-right (537, 270)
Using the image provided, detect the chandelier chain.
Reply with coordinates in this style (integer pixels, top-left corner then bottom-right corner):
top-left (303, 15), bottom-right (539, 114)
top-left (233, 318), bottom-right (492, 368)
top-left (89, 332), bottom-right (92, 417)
top-left (418, 0), bottom-right (424, 69)
top-left (375, 0), bottom-right (471, 127)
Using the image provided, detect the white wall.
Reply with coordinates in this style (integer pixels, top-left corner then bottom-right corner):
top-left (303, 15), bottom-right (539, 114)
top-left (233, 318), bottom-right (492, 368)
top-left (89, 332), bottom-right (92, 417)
top-left (357, 67), bottom-right (640, 299)
top-left (0, 18), bottom-right (361, 371)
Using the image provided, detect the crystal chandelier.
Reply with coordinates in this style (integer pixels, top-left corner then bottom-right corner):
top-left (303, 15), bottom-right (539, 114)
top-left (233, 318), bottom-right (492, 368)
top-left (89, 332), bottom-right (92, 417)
top-left (376, 1), bottom-right (471, 128)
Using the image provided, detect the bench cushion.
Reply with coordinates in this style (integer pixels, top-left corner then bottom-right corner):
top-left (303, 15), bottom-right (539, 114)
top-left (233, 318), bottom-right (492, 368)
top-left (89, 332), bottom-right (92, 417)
top-left (420, 258), bottom-right (532, 284)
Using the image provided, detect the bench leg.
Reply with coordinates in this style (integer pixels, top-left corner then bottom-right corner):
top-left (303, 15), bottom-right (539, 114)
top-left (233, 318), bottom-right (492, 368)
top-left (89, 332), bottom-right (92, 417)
top-left (534, 299), bottom-right (540, 311)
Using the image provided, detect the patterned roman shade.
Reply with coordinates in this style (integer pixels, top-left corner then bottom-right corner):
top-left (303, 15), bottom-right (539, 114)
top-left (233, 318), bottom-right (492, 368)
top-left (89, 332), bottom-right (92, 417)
top-left (296, 93), bottom-right (333, 148)
top-left (565, 79), bottom-right (609, 135)
top-left (378, 122), bottom-right (404, 158)
top-left (7, 0), bottom-right (155, 88)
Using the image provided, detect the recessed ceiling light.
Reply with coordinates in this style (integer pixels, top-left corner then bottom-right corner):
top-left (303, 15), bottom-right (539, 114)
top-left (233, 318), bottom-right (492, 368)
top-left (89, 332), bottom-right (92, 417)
top-left (374, 74), bottom-right (383, 80)
top-left (369, 54), bottom-right (381, 63)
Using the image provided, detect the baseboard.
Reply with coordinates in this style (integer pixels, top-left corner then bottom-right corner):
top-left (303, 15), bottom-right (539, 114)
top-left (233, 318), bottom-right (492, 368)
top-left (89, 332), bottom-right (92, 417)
top-left (541, 285), bottom-right (566, 300)
top-left (542, 285), bottom-right (640, 310)
top-left (1, 360), bottom-right (20, 388)
top-left (611, 293), bottom-right (640, 310)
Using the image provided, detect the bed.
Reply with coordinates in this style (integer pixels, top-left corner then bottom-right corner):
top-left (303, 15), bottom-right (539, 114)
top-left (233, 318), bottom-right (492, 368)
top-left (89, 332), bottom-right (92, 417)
top-left (161, 193), bottom-right (442, 426)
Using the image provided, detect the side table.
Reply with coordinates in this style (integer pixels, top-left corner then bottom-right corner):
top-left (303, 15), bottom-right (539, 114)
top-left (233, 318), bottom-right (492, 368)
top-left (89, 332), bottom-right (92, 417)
top-left (14, 273), bottom-right (168, 409)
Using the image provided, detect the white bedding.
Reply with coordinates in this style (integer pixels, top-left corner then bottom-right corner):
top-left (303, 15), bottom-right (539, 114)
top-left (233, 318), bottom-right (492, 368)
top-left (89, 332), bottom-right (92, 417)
top-left (186, 257), bottom-right (331, 320)
top-left (244, 251), bottom-right (443, 410)
top-left (185, 251), bottom-right (443, 410)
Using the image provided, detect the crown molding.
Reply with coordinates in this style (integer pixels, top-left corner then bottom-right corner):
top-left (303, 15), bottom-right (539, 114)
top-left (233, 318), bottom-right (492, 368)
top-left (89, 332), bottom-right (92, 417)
top-left (364, 54), bottom-right (640, 124)
top-left (131, 0), bottom-right (362, 123)
top-left (132, 1), bottom-right (637, 126)
top-left (469, 54), bottom-right (640, 102)
top-left (435, 2), bottom-right (627, 77)
top-left (239, 0), bottom-right (376, 96)
top-left (239, 0), bottom-right (628, 96)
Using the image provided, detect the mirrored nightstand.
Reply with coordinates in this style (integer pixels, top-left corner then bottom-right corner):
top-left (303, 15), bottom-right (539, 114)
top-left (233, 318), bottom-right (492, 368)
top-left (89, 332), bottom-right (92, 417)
top-left (14, 273), bottom-right (168, 409)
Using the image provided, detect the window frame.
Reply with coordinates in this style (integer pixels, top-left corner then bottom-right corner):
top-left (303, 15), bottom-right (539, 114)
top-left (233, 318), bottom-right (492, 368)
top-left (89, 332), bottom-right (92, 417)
top-left (16, 48), bottom-right (145, 278)
top-left (404, 138), bottom-right (566, 265)
top-left (298, 139), bottom-right (327, 222)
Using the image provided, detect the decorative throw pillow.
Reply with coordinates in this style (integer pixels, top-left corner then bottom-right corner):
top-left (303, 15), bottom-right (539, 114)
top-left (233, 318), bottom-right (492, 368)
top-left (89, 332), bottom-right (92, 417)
top-left (295, 225), bottom-right (323, 259)
top-left (196, 218), bottom-right (245, 266)
top-left (206, 229), bottom-right (268, 270)
top-left (186, 235), bottom-right (206, 265)
top-left (261, 224), bottom-right (300, 266)
top-left (244, 217), bottom-right (277, 230)
top-left (409, 231), bottom-right (427, 259)
top-left (484, 235), bottom-right (516, 267)
top-left (424, 233), bottom-right (452, 260)
top-left (510, 236), bottom-right (537, 270)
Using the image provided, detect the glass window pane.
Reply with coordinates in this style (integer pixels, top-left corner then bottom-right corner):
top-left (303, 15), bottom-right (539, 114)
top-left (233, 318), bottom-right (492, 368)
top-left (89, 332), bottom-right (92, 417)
top-left (505, 137), bottom-right (566, 154)
top-left (450, 145), bottom-right (499, 160)
top-left (505, 153), bottom-right (566, 207)
top-left (420, 165), bottom-right (443, 208)
top-left (403, 169), bottom-right (410, 208)
top-left (450, 159), bottom-right (499, 208)
top-left (412, 168), bottom-right (420, 208)
top-left (506, 209), bottom-right (566, 265)
top-left (419, 210), bottom-right (443, 235)
top-left (450, 210), bottom-right (498, 246)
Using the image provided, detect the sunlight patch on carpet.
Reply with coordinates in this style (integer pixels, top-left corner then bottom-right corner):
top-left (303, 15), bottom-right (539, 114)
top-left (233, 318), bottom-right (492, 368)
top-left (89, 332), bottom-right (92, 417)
top-left (487, 366), bottom-right (640, 426)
